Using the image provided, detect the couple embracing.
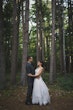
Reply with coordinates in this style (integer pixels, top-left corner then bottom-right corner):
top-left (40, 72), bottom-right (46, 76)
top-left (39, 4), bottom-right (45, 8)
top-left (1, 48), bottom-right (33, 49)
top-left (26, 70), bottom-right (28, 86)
top-left (25, 56), bottom-right (50, 106)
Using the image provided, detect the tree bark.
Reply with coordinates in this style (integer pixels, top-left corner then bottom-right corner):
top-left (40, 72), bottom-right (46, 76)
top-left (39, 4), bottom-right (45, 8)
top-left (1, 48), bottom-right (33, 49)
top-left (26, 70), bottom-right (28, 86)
top-left (21, 0), bottom-right (29, 85)
top-left (0, 0), bottom-right (5, 89)
top-left (36, 0), bottom-right (44, 62)
top-left (58, 0), bottom-right (66, 74)
top-left (11, 0), bottom-right (19, 84)
top-left (49, 0), bottom-right (56, 84)
top-left (68, 0), bottom-right (72, 73)
top-left (36, 0), bottom-right (41, 62)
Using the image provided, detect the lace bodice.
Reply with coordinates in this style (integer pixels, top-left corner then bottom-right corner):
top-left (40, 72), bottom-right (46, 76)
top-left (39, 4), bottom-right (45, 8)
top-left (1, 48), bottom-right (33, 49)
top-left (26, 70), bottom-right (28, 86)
top-left (35, 68), bottom-right (39, 75)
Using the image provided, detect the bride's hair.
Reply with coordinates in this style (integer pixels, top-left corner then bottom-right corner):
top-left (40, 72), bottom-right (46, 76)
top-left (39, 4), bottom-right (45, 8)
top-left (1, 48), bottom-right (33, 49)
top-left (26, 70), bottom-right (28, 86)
top-left (39, 60), bottom-right (44, 67)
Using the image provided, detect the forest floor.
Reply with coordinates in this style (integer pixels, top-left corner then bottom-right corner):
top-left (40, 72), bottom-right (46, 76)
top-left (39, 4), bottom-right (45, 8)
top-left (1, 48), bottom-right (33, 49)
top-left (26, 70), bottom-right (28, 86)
top-left (0, 85), bottom-right (73, 110)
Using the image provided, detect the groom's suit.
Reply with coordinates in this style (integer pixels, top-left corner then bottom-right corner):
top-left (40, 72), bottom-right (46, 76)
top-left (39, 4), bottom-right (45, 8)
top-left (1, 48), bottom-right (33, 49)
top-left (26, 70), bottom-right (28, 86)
top-left (26, 62), bottom-right (35, 103)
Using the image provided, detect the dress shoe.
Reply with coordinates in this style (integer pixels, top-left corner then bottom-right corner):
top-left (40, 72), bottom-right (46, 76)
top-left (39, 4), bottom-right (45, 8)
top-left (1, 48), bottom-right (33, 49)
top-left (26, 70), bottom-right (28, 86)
top-left (25, 101), bottom-right (32, 105)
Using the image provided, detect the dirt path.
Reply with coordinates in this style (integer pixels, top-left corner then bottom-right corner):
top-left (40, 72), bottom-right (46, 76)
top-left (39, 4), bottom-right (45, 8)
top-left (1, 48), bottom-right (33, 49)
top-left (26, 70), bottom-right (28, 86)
top-left (0, 86), bottom-right (73, 110)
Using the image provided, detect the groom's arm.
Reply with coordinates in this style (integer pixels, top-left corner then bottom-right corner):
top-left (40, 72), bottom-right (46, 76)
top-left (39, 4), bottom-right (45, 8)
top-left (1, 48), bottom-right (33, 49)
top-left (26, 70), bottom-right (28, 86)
top-left (26, 64), bottom-right (32, 77)
top-left (28, 68), bottom-right (43, 78)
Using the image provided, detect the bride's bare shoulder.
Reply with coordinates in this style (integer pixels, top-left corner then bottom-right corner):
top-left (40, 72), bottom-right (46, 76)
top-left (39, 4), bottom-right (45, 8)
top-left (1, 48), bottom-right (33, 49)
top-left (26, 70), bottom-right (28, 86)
top-left (40, 67), bottom-right (44, 71)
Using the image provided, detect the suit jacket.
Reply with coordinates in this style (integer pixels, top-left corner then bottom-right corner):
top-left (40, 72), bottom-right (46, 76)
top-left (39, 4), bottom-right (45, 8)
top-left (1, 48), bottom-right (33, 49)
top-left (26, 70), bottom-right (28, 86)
top-left (26, 62), bottom-right (35, 84)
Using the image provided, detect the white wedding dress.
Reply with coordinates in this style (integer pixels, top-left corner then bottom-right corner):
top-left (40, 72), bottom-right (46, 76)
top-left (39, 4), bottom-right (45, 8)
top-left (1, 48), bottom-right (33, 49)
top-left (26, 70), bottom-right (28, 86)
top-left (32, 68), bottom-right (50, 105)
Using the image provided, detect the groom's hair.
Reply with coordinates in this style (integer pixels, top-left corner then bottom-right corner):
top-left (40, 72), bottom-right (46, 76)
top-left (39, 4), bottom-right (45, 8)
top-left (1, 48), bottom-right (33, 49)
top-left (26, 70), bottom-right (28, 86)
top-left (27, 56), bottom-right (32, 61)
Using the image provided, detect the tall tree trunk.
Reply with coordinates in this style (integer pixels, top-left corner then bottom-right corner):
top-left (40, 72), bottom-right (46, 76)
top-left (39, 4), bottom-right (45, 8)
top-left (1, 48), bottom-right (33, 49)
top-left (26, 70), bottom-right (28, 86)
top-left (11, 0), bottom-right (19, 84)
top-left (21, 0), bottom-right (29, 85)
top-left (0, 0), bottom-right (5, 89)
top-left (49, 0), bottom-right (56, 84)
top-left (42, 31), bottom-right (45, 61)
top-left (39, 0), bottom-right (45, 61)
top-left (68, 0), bottom-right (72, 73)
top-left (36, 0), bottom-right (44, 62)
top-left (17, 0), bottom-right (21, 68)
top-left (36, 0), bottom-right (41, 62)
top-left (58, 0), bottom-right (66, 74)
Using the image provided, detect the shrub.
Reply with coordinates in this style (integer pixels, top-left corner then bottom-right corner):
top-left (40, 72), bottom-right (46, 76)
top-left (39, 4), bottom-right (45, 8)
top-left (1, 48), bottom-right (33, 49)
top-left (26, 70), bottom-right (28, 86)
top-left (57, 74), bottom-right (73, 91)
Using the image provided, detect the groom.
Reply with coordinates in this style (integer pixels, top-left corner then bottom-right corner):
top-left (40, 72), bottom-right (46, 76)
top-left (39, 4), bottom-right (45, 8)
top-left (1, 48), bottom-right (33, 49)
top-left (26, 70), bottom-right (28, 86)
top-left (25, 56), bottom-right (35, 105)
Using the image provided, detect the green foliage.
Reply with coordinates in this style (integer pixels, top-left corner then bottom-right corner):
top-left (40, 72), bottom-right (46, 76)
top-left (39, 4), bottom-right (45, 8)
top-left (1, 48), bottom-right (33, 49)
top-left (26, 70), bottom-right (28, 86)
top-left (42, 72), bottom-right (49, 84)
top-left (57, 74), bottom-right (73, 91)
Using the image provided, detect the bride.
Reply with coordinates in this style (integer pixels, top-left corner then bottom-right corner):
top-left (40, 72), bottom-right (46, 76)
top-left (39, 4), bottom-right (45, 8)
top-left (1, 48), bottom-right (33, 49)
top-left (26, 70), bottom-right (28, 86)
top-left (29, 60), bottom-right (50, 106)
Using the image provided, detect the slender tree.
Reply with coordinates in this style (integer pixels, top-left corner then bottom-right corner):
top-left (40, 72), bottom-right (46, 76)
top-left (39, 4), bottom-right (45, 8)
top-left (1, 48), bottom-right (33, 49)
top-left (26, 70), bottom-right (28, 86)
top-left (11, 0), bottom-right (20, 84)
top-left (39, 0), bottom-right (45, 61)
top-left (58, 0), bottom-right (66, 74)
top-left (21, 0), bottom-right (29, 85)
top-left (0, 0), bottom-right (5, 89)
top-left (68, 0), bottom-right (73, 73)
top-left (36, 0), bottom-right (44, 62)
top-left (49, 0), bottom-right (56, 83)
top-left (36, 0), bottom-right (42, 62)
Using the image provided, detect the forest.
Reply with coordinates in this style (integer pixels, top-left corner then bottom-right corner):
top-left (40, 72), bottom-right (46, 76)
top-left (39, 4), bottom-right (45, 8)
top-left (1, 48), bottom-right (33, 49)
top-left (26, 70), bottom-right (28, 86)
top-left (0, 0), bottom-right (73, 110)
